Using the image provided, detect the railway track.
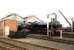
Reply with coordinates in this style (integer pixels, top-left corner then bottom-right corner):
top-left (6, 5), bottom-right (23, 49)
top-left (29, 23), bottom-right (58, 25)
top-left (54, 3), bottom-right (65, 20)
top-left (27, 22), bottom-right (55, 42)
top-left (0, 37), bottom-right (59, 50)
top-left (0, 38), bottom-right (30, 50)
top-left (27, 34), bottom-right (74, 45)
top-left (0, 41), bottom-right (19, 50)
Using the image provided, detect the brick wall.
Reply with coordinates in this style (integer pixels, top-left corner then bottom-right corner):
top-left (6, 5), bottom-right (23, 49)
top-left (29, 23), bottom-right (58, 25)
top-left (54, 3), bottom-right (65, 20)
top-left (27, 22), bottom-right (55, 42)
top-left (4, 19), bottom-right (17, 32)
top-left (0, 19), bottom-right (17, 36)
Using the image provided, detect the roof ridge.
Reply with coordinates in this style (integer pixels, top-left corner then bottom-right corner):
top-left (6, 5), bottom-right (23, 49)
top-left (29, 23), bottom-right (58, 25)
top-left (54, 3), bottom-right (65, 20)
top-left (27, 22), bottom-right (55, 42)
top-left (1, 13), bottom-right (24, 20)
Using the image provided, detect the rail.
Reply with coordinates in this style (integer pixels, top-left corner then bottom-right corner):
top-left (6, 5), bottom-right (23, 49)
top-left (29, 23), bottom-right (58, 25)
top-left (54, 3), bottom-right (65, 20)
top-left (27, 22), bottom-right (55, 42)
top-left (0, 37), bottom-right (60, 50)
top-left (0, 38), bottom-right (30, 50)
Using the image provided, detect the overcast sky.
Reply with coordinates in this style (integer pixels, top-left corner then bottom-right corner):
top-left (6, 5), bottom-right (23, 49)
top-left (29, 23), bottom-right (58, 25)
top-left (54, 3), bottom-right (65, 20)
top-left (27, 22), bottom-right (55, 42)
top-left (0, 0), bottom-right (74, 27)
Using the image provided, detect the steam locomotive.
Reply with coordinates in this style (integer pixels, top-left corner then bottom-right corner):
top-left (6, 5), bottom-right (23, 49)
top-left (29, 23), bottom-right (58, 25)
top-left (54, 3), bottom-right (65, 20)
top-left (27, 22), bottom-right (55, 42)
top-left (8, 19), bottom-right (62, 38)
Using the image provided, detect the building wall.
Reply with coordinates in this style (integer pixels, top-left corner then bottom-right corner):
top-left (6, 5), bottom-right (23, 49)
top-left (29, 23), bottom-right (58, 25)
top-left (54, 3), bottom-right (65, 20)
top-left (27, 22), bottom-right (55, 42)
top-left (4, 19), bottom-right (17, 32)
top-left (3, 15), bottom-right (24, 26)
top-left (0, 19), bottom-right (17, 36)
top-left (0, 21), bottom-right (4, 36)
top-left (0, 14), bottom-right (24, 36)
